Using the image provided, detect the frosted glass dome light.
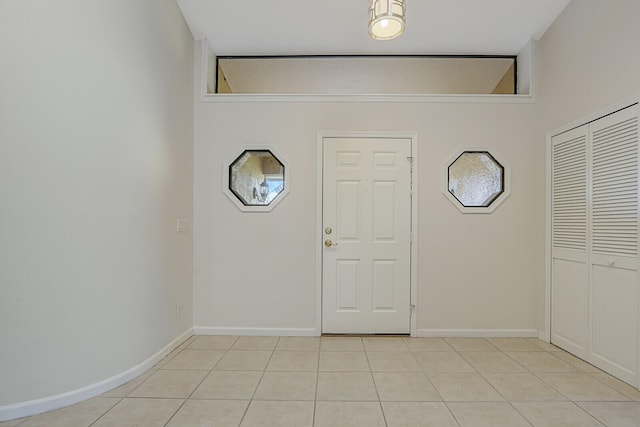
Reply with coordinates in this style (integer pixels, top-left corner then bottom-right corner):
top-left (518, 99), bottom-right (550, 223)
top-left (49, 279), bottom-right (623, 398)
top-left (368, 0), bottom-right (405, 40)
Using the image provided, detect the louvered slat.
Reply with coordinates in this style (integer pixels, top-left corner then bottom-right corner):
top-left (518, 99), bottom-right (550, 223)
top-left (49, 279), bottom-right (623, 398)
top-left (553, 133), bottom-right (587, 251)
top-left (591, 116), bottom-right (639, 256)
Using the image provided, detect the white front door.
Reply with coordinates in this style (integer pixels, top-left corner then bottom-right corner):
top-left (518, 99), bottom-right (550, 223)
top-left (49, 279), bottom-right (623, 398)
top-left (322, 137), bottom-right (412, 334)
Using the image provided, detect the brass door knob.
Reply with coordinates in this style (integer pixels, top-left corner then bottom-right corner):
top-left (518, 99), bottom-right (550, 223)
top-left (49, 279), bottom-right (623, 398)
top-left (324, 239), bottom-right (338, 247)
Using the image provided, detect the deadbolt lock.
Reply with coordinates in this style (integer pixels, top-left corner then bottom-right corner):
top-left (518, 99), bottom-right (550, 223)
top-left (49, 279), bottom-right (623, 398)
top-left (325, 227), bottom-right (332, 235)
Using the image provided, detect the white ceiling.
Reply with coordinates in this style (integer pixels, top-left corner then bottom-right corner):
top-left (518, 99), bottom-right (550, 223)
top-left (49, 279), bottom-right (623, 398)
top-left (176, 0), bottom-right (571, 56)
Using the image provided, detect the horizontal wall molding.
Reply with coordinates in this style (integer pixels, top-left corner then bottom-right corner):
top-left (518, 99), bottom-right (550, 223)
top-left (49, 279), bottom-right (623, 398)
top-left (194, 327), bottom-right (319, 337)
top-left (417, 329), bottom-right (539, 338)
top-left (200, 93), bottom-right (535, 104)
top-left (0, 328), bottom-right (194, 422)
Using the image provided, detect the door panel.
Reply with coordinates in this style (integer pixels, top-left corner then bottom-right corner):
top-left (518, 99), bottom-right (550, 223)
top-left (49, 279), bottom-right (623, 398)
top-left (372, 260), bottom-right (395, 310)
top-left (589, 105), bottom-right (639, 387)
top-left (337, 181), bottom-right (360, 240)
top-left (551, 125), bottom-right (589, 359)
top-left (591, 264), bottom-right (638, 384)
top-left (336, 260), bottom-right (359, 310)
top-left (551, 258), bottom-right (589, 359)
top-left (322, 137), bottom-right (411, 334)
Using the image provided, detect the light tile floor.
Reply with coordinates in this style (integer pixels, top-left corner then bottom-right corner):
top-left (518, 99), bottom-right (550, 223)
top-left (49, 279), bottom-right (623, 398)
top-left (3, 336), bottom-right (640, 426)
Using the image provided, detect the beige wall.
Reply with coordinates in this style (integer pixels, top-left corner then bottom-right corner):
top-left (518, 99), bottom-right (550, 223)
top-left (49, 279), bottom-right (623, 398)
top-left (0, 0), bottom-right (194, 410)
top-left (492, 64), bottom-right (516, 94)
top-left (193, 99), bottom-right (542, 335)
top-left (539, 0), bottom-right (640, 132)
top-left (537, 0), bottom-right (640, 330)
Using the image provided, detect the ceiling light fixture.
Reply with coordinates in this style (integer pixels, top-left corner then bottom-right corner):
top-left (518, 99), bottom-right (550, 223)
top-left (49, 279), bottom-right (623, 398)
top-left (368, 0), bottom-right (406, 40)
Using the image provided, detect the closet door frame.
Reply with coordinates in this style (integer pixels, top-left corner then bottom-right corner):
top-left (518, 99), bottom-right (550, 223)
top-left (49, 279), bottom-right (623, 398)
top-left (545, 95), bottom-right (640, 389)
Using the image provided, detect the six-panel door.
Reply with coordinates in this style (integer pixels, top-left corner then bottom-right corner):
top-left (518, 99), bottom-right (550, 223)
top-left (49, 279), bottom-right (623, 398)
top-left (322, 137), bottom-right (412, 334)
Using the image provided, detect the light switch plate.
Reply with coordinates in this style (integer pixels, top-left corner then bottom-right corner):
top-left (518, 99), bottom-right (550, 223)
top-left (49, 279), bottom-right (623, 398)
top-left (176, 219), bottom-right (190, 233)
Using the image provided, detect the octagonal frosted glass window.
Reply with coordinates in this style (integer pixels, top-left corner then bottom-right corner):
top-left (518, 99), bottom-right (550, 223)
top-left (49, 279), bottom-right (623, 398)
top-left (448, 151), bottom-right (504, 207)
top-left (229, 150), bottom-right (285, 206)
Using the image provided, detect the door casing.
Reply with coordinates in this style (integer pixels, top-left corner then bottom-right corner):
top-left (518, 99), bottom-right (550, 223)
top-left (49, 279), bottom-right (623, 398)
top-left (315, 131), bottom-right (419, 336)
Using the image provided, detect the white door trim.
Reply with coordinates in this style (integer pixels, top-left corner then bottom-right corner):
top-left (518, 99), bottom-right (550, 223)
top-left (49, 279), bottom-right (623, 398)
top-left (544, 94), bottom-right (640, 344)
top-left (315, 131), bottom-right (419, 336)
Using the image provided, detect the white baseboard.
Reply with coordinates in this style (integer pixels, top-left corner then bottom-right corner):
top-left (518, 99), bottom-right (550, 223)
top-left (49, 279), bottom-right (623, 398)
top-left (416, 329), bottom-right (539, 338)
top-left (0, 328), bottom-right (194, 423)
top-left (194, 326), bottom-right (319, 336)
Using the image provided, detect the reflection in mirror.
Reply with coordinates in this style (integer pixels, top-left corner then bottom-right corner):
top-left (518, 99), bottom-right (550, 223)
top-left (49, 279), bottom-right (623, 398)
top-left (448, 151), bottom-right (504, 207)
top-left (229, 150), bottom-right (285, 206)
top-left (215, 56), bottom-right (516, 95)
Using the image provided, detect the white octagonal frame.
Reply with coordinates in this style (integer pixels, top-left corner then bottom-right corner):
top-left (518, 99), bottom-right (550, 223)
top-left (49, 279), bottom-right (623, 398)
top-left (442, 146), bottom-right (511, 214)
top-left (223, 146), bottom-right (290, 213)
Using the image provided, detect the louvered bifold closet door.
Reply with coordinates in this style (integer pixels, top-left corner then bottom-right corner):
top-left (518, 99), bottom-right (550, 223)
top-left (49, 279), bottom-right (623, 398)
top-left (589, 104), bottom-right (639, 386)
top-left (551, 125), bottom-right (589, 359)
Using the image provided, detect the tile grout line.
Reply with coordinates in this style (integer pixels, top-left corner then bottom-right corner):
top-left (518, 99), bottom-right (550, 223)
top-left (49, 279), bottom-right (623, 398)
top-left (440, 338), bottom-right (527, 427)
top-left (166, 334), bottom-right (239, 426)
top-left (236, 336), bottom-right (279, 426)
top-left (213, 335), bottom-right (256, 427)
top-left (85, 396), bottom-right (124, 427)
top-left (161, 336), bottom-right (226, 427)
top-left (362, 340), bottom-right (390, 427)
top-left (312, 337), bottom-right (322, 427)
top-left (405, 341), bottom-right (448, 407)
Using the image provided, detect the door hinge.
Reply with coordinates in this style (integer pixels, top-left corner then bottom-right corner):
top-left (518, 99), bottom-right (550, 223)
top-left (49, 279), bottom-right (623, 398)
top-left (406, 156), bottom-right (414, 172)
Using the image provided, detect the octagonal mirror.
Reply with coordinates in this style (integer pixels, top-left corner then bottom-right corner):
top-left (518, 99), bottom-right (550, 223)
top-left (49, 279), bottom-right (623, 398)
top-left (224, 148), bottom-right (288, 212)
top-left (443, 148), bottom-right (511, 213)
